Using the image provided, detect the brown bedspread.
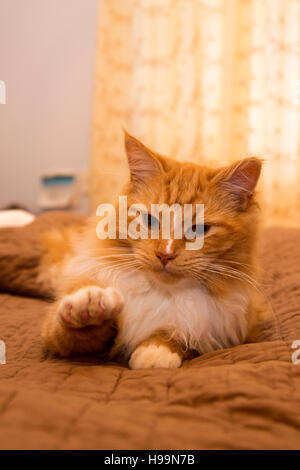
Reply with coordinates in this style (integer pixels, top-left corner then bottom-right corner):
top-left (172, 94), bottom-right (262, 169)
top-left (0, 224), bottom-right (300, 450)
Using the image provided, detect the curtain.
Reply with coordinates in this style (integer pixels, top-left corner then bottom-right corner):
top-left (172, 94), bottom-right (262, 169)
top-left (91, 0), bottom-right (300, 225)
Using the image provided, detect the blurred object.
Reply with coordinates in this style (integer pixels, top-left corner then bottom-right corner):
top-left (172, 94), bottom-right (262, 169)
top-left (0, 0), bottom-right (99, 214)
top-left (3, 203), bottom-right (29, 211)
top-left (91, 0), bottom-right (300, 226)
top-left (0, 210), bottom-right (35, 228)
top-left (37, 173), bottom-right (78, 210)
top-left (0, 79), bottom-right (6, 105)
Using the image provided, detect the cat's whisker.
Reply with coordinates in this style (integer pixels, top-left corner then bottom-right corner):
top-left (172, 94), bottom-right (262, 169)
top-left (216, 259), bottom-right (253, 267)
top-left (207, 265), bottom-right (259, 287)
top-left (71, 258), bottom-right (141, 277)
top-left (202, 264), bottom-right (264, 297)
top-left (94, 255), bottom-right (137, 261)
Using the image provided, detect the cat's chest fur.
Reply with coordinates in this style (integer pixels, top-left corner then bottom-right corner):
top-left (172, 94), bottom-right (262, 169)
top-left (97, 268), bottom-right (250, 357)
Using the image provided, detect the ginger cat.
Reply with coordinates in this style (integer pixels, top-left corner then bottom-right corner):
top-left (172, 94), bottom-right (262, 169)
top-left (42, 132), bottom-right (266, 369)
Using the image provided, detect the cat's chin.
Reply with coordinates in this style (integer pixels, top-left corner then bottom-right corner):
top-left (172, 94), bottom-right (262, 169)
top-left (153, 268), bottom-right (181, 285)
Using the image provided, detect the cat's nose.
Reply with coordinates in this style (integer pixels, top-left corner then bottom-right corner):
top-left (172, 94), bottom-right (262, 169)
top-left (155, 250), bottom-right (177, 266)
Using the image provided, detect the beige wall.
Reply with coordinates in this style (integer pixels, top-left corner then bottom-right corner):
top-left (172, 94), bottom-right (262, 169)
top-left (0, 0), bottom-right (99, 213)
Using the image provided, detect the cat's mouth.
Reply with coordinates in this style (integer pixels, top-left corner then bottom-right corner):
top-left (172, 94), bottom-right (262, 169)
top-left (155, 265), bottom-right (181, 283)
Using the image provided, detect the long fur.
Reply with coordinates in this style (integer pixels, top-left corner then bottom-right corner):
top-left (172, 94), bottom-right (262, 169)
top-left (40, 132), bottom-right (267, 368)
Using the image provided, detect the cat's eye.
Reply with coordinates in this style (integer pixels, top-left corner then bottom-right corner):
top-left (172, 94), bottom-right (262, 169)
top-left (185, 224), bottom-right (210, 239)
top-left (142, 213), bottom-right (160, 230)
top-left (200, 224), bottom-right (211, 234)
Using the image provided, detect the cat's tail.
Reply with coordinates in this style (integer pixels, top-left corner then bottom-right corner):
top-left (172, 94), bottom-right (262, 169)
top-left (0, 211), bottom-right (86, 299)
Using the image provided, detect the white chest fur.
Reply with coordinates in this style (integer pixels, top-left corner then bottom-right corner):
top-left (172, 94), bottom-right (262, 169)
top-left (98, 269), bottom-right (250, 357)
top-left (65, 256), bottom-right (250, 357)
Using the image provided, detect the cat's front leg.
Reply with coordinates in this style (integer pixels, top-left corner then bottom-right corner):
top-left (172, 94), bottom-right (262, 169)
top-left (129, 331), bottom-right (184, 370)
top-left (42, 278), bottom-right (123, 357)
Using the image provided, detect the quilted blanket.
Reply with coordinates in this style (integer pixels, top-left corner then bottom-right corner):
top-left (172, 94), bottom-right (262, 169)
top-left (0, 220), bottom-right (300, 450)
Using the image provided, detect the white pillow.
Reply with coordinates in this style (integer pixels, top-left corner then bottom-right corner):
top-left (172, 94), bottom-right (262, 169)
top-left (0, 210), bottom-right (35, 228)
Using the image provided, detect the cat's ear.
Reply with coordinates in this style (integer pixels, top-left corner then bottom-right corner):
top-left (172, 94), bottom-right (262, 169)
top-left (124, 131), bottom-right (163, 187)
top-left (213, 157), bottom-right (262, 210)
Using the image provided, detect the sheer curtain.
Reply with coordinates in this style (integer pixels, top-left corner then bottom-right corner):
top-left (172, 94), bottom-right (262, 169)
top-left (91, 0), bottom-right (300, 225)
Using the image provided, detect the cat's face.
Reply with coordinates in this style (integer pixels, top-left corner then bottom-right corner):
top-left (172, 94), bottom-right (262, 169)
top-left (114, 133), bottom-right (262, 290)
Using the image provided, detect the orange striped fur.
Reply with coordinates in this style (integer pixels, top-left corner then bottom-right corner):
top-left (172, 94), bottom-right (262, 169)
top-left (41, 132), bottom-right (267, 369)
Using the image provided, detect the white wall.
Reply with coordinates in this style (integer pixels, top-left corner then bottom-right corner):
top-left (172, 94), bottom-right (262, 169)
top-left (0, 0), bottom-right (99, 213)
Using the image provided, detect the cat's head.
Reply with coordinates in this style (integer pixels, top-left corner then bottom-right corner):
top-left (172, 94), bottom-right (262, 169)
top-left (112, 132), bottom-right (262, 290)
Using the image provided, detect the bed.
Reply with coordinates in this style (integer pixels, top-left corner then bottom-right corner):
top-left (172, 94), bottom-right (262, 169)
top-left (0, 214), bottom-right (300, 450)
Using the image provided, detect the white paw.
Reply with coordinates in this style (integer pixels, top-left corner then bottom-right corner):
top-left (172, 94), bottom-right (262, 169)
top-left (129, 344), bottom-right (182, 370)
top-left (58, 286), bottom-right (123, 328)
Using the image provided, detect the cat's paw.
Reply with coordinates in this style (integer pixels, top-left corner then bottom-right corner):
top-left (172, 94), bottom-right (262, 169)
top-left (58, 286), bottom-right (123, 328)
top-left (129, 344), bottom-right (182, 370)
